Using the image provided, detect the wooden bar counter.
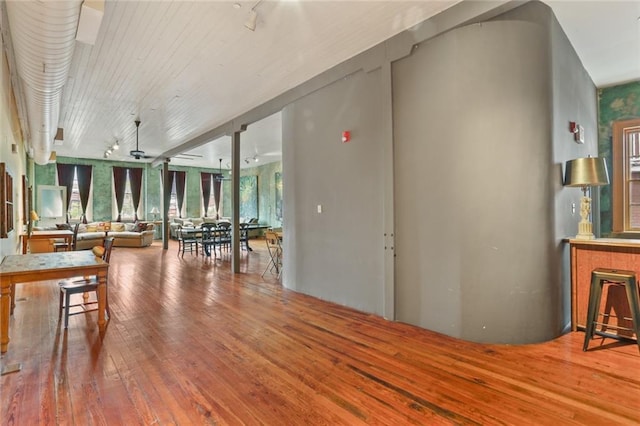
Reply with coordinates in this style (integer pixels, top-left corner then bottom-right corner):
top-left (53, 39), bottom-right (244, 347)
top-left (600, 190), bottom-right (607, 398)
top-left (569, 238), bottom-right (640, 339)
top-left (20, 229), bottom-right (73, 254)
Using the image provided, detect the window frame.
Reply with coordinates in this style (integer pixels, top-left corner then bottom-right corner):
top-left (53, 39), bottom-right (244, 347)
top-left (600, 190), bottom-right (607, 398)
top-left (120, 172), bottom-right (135, 221)
top-left (168, 178), bottom-right (178, 218)
top-left (612, 118), bottom-right (640, 234)
top-left (113, 169), bottom-right (138, 222)
top-left (68, 169), bottom-right (82, 221)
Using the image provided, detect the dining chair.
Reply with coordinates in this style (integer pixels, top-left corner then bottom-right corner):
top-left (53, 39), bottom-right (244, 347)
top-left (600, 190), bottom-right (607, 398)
top-left (262, 231), bottom-right (282, 279)
top-left (216, 222), bottom-right (232, 252)
top-left (58, 237), bottom-right (114, 328)
top-left (200, 223), bottom-right (217, 257)
top-left (177, 225), bottom-right (198, 257)
top-left (53, 223), bottom-right (80, 252)
top-left (239, 222), bottom-right (250, 252)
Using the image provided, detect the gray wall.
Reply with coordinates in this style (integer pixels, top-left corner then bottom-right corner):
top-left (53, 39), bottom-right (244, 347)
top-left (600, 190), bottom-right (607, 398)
top-left (549, 9), bottom-right (599, 334)
top-left (282, 1), bottom-right (597, 344)
top-left (283, 69), bottom-right (386, 315)
top-left (393, 16), bottom-right (556, 343)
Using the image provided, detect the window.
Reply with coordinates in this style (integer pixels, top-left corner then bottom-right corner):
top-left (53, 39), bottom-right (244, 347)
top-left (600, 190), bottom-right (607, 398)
top-left (206, 179), bottom-right (223, 217)
top-left (168, 178), bottom-right (178, 218)
top-left (68, 170), bottom-right (82, 221)
top-left (206, 183), bottom-right (216, 217)
top-left (120, 172), bottom-right (136, 221)
top-left (612, 118), bottom-right (640, 233)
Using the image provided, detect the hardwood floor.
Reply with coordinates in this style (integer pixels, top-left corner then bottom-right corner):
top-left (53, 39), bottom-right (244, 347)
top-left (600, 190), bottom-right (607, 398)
top-left (2, 239), bottom-right (639, 425)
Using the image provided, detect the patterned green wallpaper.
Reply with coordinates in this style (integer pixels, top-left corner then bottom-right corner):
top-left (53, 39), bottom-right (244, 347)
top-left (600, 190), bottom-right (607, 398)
top-left (34, 157), bottom-right (282, 226)
top-left (598, 80), bottom-right (640, 235)
top-left (221, 161), bottom-right (282, 226)
top-left (34, 157), bottom-right (152, 221)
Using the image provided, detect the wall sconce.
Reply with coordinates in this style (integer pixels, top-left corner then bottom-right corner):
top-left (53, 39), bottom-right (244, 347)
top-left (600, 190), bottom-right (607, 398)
top-left (53, 128), bottom-right (64, 145)
top-left (569, 122), bottom-right (584, 144)
top-left (244, 0), bottom-right (263, 31)
top-left (564, 157), bottom-right (609, 239)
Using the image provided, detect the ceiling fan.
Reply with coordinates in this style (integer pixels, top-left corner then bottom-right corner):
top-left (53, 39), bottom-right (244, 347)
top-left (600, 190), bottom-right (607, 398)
top-left (215, 158), bottom-right (231, 181)
top-left (129, 120), bottom-right (152, 160)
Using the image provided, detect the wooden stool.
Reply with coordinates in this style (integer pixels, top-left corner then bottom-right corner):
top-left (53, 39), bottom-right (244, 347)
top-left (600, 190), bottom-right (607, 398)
top-left (583, 268), bottom-right (640, 352)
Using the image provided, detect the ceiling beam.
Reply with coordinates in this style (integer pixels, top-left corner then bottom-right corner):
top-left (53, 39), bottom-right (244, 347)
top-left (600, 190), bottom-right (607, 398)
top-left (152, 0), bottom-right (520, 168)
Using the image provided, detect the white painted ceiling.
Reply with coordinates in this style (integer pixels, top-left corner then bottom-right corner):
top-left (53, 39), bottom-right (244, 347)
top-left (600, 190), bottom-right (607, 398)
top-left (545, 0), bottom-right (640, 88)
top-left (9, 1), bottom-right (640, 170)
top-left (49, 0), bottom-right (463, 169)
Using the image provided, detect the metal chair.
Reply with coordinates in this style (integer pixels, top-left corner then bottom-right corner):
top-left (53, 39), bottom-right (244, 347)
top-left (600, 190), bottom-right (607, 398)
top-left (216, 222), bottom-right (232, 252)
top-left (58, 237), bottom-right (114, 328)
top-left (53, 223), bottom-right (79, 252)
top-left (200, 223), bottom-right (217, 257)
top-left (177, 225), bottom-right (198, 256)
top-left (239, 222), bottom-right (250, 252)
top-left (583, 268), bottom-right (640, 352)
top-left (262, 231), bottom-right (282, 279)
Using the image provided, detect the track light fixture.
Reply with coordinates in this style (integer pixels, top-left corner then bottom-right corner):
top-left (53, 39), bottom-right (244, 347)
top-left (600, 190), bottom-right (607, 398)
top-left (241, 155), bottom-right (259, 165)
top-left (104, 140), bottom-right (118, 159)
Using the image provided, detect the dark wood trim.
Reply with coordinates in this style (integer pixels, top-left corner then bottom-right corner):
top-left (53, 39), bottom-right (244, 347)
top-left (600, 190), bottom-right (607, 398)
top-left (612, 118), bottom-right (640, 233)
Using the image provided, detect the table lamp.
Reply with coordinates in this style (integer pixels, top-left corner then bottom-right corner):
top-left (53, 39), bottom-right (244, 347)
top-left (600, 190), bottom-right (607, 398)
top-left (149, 206), bottom-right (159, 220)
top-left (564, 157), bottom-right (609, 240)
top-left (29, 210), bottom-right (39, 235)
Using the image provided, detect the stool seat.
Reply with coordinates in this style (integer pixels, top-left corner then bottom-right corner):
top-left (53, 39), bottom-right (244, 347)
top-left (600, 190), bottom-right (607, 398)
top-left (583, 268), bottom-right (640, 352)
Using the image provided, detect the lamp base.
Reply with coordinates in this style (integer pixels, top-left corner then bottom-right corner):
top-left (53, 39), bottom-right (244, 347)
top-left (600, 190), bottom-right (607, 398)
top-left (574, 232), bottom-right (595, 240)
top-left (575, 219), bottom-right (595, 240)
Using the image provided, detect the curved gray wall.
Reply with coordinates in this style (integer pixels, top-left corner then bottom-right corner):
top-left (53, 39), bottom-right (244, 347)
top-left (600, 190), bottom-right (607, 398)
top-left (281, 1), bottom-right (596, 345)
top-left (393, 20), bottom-right (557, 344)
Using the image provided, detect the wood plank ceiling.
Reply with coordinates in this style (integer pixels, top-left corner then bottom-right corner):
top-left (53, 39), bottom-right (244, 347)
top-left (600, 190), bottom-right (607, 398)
top-left (8, 1), bottom-right (640, 169)
top-left (49, 1), bottom-right (461, 169)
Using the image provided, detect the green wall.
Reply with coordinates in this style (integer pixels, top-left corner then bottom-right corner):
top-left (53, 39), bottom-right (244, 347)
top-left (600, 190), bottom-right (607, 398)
top-left (221, 161), bottom-right (282, 226)
top-left (34, 156), bottom-right (281, 225)
top-left (598, 80), bottom-right (640, 236)
top-left (34, 156), bottom-right (154, 221)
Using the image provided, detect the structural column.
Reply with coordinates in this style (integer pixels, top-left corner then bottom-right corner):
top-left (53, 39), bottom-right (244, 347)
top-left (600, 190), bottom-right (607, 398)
top-left (230, 128), bottom-right (244, 273)
top-left (162, 159), bottom-right (170, 250)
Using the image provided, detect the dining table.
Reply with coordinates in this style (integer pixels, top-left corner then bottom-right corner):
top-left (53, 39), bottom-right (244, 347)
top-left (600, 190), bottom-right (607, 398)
top-left (0, 251), bottom-right (109, 356)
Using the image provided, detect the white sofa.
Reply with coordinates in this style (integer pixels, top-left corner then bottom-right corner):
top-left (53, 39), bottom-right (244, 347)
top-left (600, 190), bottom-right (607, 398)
top-left (74, 222), bottom-right (155, 250)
